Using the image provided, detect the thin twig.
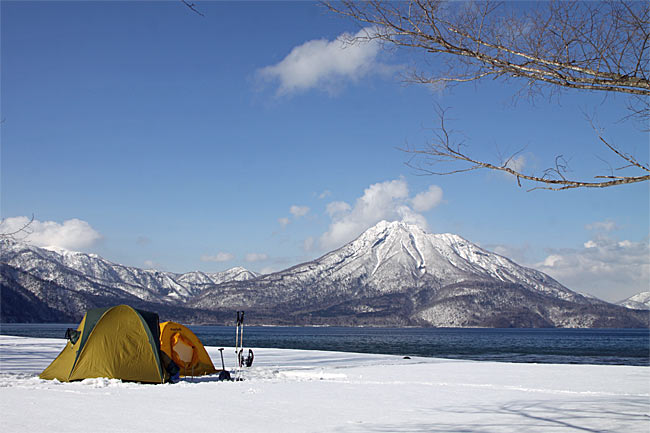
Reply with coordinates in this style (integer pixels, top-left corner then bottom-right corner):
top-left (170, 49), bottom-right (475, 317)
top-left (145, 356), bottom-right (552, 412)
top-left (181, 0), bottom-right (205, 17)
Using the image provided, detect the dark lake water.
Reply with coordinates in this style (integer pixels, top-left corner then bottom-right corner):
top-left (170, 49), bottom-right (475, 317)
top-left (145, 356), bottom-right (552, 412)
top-left (2, 324), bottom-right (648, 366)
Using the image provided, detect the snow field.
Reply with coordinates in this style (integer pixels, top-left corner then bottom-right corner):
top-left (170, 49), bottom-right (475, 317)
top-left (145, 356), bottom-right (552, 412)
top-left (1, 335), bottom-right (648, 432)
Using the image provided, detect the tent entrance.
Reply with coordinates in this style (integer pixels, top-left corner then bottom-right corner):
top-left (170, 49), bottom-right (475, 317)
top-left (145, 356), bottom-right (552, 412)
top-left (172, 333), bottom-right (198, 368)
top-left (159, 321), bottom-right (217, 377)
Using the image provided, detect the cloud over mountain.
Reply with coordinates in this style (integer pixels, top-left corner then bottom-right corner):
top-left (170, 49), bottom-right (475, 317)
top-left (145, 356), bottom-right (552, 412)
top-left (536, 234), bottom-right (649, 301)
top-left (0, 216), bottom-right (102, 251)
top-left (411, 185), bottom-right (443, 212)
top-left (201, 252), bottom-right (234, 263)
top-left (319, 179), bottom-right (443, 250)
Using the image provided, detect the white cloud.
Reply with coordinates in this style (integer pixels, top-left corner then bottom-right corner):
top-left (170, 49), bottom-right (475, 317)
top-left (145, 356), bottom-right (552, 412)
top-left (535, 235), bottom-right (649, 302)
top-left (541, 254), bottom-right (563, 267)
top-left (201, 252), bottom-right (234, 263)
top-left (585, 219), bottom-right (618, 232)
top-left (303, 236), bottom-right (315, 252)
top-left (319, 179), bottom-right (443, 250)
top-left (318, 190), bottom-right (332, 199)
top-left (290, 205), bottom-right (310, 218)
top-left (258, 27), bottom-right (385, 95)
top-left (583, 240), bottom-right (597, 248)
top-left (245, 252), bottom-right (269, 263)
top-left (411, 185), bottom-right (443, 212)
top-left (278, 217), bottom-right (290, 228)
top-left (326, 201), bottom-right (352, 218)
top-left (0, 216), bottom-right (102, 251)
top-left (397, 205), bottom-right (429, 228)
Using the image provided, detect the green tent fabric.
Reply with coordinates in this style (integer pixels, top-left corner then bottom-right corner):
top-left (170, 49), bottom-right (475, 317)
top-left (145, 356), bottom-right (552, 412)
top-left (40, 305), bottom-right (167, 383)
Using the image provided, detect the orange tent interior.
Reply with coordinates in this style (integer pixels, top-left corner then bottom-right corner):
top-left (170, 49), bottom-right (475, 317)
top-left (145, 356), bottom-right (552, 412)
top-left (159, 321), bottom-right (218, 377)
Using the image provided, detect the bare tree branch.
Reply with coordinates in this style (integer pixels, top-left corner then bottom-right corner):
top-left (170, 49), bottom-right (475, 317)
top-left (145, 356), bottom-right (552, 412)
top-left (327, 0), bottom-right (650, 191)
top-left (0, 214), bottom-right (35, 241)
top-left (402, 106), bottom-right (649, 191)
top-left (328, 1), bottom-right (649, 95)
top-left (181, 0), bottom-right (205, 17)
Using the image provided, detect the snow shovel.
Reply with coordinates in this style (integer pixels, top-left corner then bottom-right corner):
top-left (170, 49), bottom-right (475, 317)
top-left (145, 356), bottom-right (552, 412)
top-left (217, 348), bottom-right (232, 381)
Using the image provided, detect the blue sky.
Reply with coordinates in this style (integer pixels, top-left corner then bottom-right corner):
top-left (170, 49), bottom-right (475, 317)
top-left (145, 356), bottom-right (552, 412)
top-left (1, 1), bottom-right (648, 301)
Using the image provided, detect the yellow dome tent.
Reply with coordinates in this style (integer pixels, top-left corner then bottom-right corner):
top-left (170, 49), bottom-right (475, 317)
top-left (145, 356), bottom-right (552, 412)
top-left (159, 321), bottom-right (218, 377)
top-left (40, 305), bottom-right (167, 383)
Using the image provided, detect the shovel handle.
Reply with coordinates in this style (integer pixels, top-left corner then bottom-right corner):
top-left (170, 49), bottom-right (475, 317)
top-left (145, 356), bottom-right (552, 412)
top-left (218, 347), bottom-right (226, 370)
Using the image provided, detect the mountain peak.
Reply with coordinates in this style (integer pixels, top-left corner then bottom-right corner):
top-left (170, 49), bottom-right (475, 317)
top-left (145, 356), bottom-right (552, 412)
top-left (355, 220), bottom-right (426, 244)
top-left (317, 219), bottom-right (581, 304)
top-left (618, 291), bottom-right (650, 310)
top-left (355, 220), bottom-right (468, 250)
top-left (372, 219), bottom-right (424, 233)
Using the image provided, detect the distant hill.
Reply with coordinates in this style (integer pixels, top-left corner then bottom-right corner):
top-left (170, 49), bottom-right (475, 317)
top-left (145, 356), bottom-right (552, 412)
top-left (618, 292), bottom-right (650, 311)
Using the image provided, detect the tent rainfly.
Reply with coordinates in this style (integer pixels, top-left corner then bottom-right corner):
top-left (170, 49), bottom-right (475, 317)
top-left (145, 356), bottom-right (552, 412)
top-left (40, 305), bottom-right (167, 383)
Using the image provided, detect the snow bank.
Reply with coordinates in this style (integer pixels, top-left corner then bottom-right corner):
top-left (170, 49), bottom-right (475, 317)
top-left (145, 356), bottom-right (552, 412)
top-left (1, 336), bottom-right (648, 432)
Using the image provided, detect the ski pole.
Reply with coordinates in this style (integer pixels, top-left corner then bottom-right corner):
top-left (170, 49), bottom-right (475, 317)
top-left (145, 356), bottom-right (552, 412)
top-left (235, 311), bottom-right (243, 355)
top-left (235, 313), bottom-right (238, 353)
top-left (240, 311), bottom-right (244, 356)
top-left (235, 311), bottom-right (242, 379)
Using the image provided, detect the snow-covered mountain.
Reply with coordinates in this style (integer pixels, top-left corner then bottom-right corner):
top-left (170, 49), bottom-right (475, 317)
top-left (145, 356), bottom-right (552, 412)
top-left (618, 292), bottom-right (650, 310)
top-left (0, 239), bottom-right (257, 305)
top-left (190, 221), bottom-right (646, 328)
top-left (193, 221), bottom-right (571, 307)
top-left (2, 222), bottom-right (647, 327)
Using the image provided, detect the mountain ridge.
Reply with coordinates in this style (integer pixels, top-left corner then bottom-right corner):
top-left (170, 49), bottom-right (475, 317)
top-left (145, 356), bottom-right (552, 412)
top-left (1, 221), bottom-right (647, 327)
top-left (0, 238), bottom-right (258, 304)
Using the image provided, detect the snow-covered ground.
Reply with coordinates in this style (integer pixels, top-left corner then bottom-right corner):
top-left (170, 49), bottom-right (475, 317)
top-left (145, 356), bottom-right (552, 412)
top-left (1, 336), bottom-right (648, 432)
